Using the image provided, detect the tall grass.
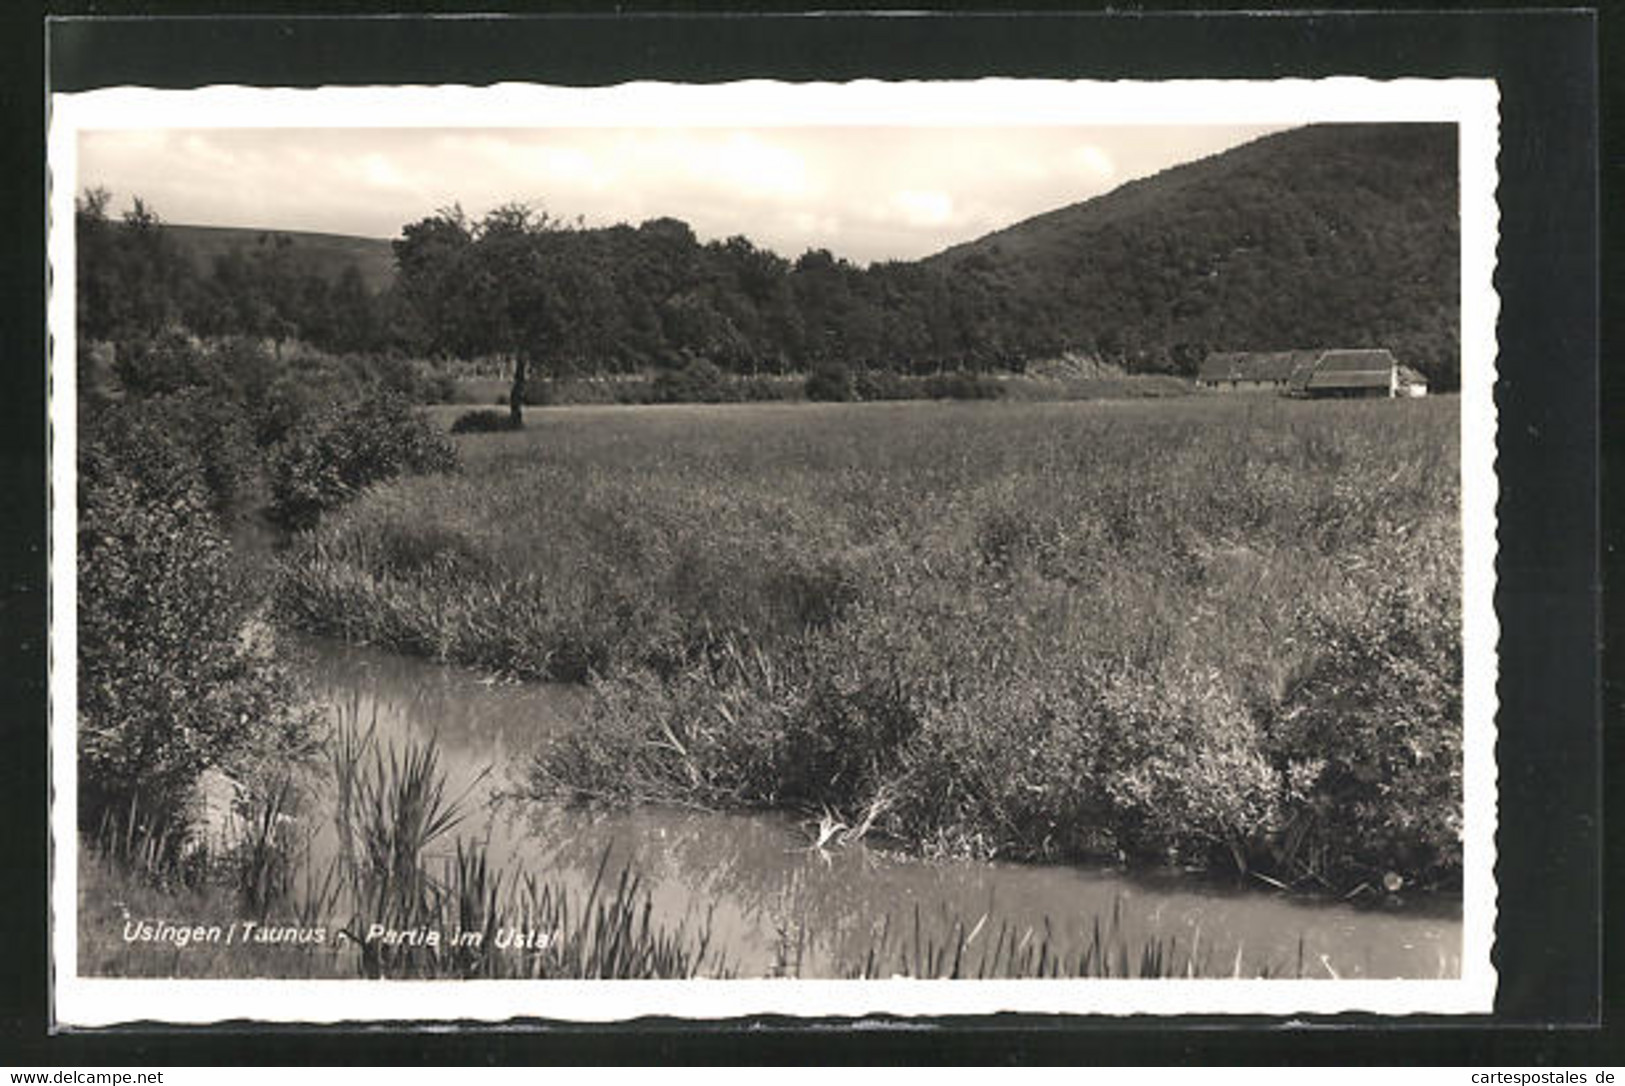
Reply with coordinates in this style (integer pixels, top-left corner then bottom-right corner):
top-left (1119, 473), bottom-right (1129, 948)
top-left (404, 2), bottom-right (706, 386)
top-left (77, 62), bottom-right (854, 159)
top-left (274, 397), bottom-right (1462, 888)
top-left (320, 706), bottom-right (727, 979)
top-left (835, 898), bottom-right (1297, 980)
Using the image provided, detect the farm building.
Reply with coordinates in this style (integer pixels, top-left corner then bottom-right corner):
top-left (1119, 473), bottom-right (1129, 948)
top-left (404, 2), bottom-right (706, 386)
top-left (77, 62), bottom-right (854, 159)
top-left (1195, 350), bottom-right (1322, 392)
top-left (1304, 349), bottom-right (1400, 398)
top-left (1396, 364), bottom-right (1430, 397)
top-left (1199, 348), bottom-right (1408, 399)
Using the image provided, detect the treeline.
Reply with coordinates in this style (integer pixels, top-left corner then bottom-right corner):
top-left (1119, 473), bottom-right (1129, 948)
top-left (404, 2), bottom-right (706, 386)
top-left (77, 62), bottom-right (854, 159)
top-left (388, 124), bottom-right (1464, 390)
top-left (390, 205), bottom-right (1028, 379)
top-left (76, 189), bottom-right (394, 356)
top-left (78, 123), bottom-right (1461, 388)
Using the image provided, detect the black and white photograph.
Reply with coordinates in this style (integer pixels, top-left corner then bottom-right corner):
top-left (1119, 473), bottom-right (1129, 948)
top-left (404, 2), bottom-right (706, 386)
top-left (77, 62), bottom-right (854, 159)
top-left (47, 78), bottom-right (1501, 1023)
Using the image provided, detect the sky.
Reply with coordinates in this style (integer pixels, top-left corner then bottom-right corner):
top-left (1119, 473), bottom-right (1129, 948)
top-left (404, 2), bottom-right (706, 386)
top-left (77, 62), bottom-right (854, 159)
top-left (77, 125), bottom-right (1290, 265)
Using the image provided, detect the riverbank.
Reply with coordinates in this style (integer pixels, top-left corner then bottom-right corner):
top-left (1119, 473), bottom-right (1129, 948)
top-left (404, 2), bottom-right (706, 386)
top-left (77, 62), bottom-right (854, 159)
top-left (283, 634), bottom-right (1465, 980)
top-left (272, 396), bottom-right (1464, 891)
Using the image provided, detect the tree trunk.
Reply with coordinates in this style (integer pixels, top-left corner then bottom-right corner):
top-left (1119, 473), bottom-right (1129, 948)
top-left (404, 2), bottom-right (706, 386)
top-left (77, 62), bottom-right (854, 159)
top-left (508, 353), bottom-right (527, 429)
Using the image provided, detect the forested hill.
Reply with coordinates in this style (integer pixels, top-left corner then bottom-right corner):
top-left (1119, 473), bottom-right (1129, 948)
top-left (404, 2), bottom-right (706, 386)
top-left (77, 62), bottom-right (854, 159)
top-left (166, 225), bottom-right (397, 293)
top-left (922, 123), bottom-right (1460, 386)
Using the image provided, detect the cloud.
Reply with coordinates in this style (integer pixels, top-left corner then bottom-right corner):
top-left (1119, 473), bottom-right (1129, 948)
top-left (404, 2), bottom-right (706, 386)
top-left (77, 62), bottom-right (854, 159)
top-left (480, 138), bottom-right (617, 193)
top-left (359, 153), bottom-right (410, 189)
top-left (1070, 144), bottom-right (1116, 180)
top-left (787, 209), bottom-right (842, 239)
top-left (889, 188), bottom-right (955, 227)
top-left (695, 133), bottom-right (811, 200)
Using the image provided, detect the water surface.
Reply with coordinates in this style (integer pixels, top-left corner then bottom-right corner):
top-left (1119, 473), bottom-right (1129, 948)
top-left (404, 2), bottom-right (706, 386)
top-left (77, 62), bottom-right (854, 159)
top-left (295, 637), bottom-right (1462, 979)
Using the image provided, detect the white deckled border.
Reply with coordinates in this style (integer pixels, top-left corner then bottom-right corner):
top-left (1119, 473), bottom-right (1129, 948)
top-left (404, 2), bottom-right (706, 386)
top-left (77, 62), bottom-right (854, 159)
top-left (47, 77), bottom-right (1500, 1025)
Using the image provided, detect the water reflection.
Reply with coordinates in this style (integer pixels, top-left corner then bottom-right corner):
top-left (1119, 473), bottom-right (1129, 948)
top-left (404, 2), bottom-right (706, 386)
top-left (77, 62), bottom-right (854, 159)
top-left (293, 636), bottom-right (1462, 979)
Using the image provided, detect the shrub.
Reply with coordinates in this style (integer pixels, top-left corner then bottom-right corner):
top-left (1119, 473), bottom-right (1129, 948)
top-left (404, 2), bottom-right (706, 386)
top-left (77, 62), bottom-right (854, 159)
top-left (78, 407), bottom-right (316, 838)
top-left (804, 363), bottom-right (854, 402)
top-left (110, 330), bottom-right (215, 397)
top-left (923, 371), bottom-right (1004, 401)
top-left (527, 373), bottom-right (799, 406)
top-left (268, 390), bottom-right (458, 530)
top-left (652, 358), bottom-right (734, 404)
top-left (1270, 576), bottom-right (1463, 885)
top-left (737, 376), bottom-right (798, 402)
top-left (351, 352), bottom-right (460, 405)
top-left (1091, 668), bottom-right (1280, 868)
top-left (450, 408), bottom-right (518, 434)
top-left (98, 388), bottom-right (260, 517)
top-left (851, 369), bottom-right (915, 402)
top-left (525, 377), bottom-right (624, 406)
top-left (246, 372), bottom-right (325, 449)
top-left (611, 380), bottom-right (660, 405)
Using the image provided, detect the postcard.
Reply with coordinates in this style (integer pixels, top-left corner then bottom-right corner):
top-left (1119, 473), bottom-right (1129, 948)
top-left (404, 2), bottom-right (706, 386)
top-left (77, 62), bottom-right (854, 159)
top-left (48, 76), bottom-right (1499, 1024)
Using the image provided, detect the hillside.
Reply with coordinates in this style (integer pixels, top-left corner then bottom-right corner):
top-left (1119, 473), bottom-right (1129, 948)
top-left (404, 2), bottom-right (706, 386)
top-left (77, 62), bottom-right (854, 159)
top-left (166, 224), bottom-right (397, 294)
top-left (922, 123), bottom-right (1460, 385)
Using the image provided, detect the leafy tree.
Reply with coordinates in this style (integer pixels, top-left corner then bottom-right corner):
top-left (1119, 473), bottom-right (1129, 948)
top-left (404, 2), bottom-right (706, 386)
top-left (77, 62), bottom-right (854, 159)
top-left (395, 203), bottom-right (573, 427)
top-left (76, 189), bottom-right (195, 344)
top-left (75, 187), bottom-right (120, 344)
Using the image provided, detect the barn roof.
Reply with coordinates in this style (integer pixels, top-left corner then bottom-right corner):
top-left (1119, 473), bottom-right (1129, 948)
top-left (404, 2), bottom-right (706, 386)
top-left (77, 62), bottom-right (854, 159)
top-left (1397, 364), bottom-right (1428, 386)
top-left (1306, 349), bottom-right (1397, 389)
top-left (1198, 350), bottom-right (1320, 383)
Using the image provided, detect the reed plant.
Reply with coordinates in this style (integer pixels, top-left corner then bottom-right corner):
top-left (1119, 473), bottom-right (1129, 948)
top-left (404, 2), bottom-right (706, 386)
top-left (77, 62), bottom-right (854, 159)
top-left (86, 713), bottom-right (1392, 981)
top-left (315, 708), bottom-right (727, 979)
top-left (839, 898), bottom-right (1257, 980)
top-left (276, 396), bottom-right (1463, 890)
top-left (232, 773), bottom-right (304, 916)
top-left (83, 823), bottom-right (1316, 980)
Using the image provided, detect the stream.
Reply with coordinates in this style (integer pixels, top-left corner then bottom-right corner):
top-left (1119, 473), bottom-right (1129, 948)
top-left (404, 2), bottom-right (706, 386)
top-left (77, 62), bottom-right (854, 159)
top-left (291, 636), bottom-right (1463, 979)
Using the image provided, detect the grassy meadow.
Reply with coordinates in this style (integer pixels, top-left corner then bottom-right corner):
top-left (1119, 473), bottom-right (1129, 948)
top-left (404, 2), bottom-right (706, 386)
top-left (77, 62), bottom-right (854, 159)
top-left (275, 395), bottom-right (1463, 888)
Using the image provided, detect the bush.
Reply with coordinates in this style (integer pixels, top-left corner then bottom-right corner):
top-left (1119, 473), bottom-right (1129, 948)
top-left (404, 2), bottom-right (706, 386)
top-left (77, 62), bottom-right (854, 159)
top-left (737, 376), bottom-right (798, 402)
top-left (923, 372), bottom-right (1004, 401)
top-left (78, 408), bottom-right (315, 838)
top-left (1091, 669), bottom-right (1280, 868)
top-left (527, 373), bottom-right (799, 406)
top-left (1270, 578), bottom-right (1463, 885)
top-left (361, 352), bottom-right (458, 405)
top-left (98, 388), bottom-right (260, 517)
top-left (652, 358), bottom-right (734, 404)
top-left (268, 390), bottom-right (458, 530)
top-left (450, 408), bottom-right (518, 434)
top-left (110, 330), bottom-right (216, 397)
top-left (804, 363), bottom-right (853, 402)
top-left (851, 369), bottom-right (915, 402)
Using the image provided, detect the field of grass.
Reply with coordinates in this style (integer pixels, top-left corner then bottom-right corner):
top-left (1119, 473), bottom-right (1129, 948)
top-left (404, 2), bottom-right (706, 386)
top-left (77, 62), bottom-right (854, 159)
top-left (275, 396), bottom-right (1462, 887)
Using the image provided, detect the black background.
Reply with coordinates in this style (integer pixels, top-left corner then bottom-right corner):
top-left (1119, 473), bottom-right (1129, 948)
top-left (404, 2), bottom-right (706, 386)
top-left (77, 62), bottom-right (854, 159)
top-left (3, 3), bottom-right (1609, 1066)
